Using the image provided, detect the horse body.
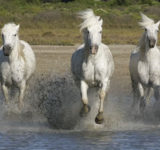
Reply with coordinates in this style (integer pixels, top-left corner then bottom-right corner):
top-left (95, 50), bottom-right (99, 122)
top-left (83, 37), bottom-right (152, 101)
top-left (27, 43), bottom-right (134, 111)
top-left (72, 43), bottom-right (114, 86)
top-left (129, 14), bottom-right (160, 112)
top-left (0, 23), bottom-right (36, 108)
top-left (130, 47), bottom-right (160, 86)
top-left (71, 9), bottom-right (114, 124)
top-left (0, 40), bottom-right (35, 85)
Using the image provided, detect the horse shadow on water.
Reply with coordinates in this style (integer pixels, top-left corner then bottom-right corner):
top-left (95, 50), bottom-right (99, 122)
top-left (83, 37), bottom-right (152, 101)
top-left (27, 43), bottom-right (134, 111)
top-left (1, 73), bottom-right (160, 130)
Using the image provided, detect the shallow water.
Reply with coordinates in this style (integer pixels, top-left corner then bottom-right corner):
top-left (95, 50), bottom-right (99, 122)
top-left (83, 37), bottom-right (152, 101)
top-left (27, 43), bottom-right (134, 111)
top-left (1, 129), bottom-right (160, 150)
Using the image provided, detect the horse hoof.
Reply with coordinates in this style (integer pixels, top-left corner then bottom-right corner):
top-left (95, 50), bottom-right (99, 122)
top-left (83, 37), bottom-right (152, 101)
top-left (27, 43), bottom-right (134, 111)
top-left (80, 104), bottom-right (91, 117)
top-left (95, 112), bottom-right (104, 124)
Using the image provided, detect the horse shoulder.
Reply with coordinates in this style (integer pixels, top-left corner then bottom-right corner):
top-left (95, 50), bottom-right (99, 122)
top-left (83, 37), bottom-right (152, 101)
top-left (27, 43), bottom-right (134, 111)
top-left (129, 48), bottom-right (140, 81)
top-left (20, 40), bottom-right (33, 55)
top-left (148, 47), bottom-right (160, 60)
top-left (18, 41), bottom-right (25, 62)
top-left (101, 44), bottom-right (113, 61)
top-left (130, 49), bottom-right (140, 67)
top-left (102, 43), bottom-right (114, 71)
top-left (147, 47), bottom-right (160, 75)
top-left (19, 40), bottom-right (36, 77)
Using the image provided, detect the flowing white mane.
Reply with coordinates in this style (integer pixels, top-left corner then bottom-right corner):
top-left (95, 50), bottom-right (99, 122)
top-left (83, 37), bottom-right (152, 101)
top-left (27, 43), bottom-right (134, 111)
top-left (78, 9), bottom-right (102, 31)
top-left (139, 13), bottom-right (154, 28)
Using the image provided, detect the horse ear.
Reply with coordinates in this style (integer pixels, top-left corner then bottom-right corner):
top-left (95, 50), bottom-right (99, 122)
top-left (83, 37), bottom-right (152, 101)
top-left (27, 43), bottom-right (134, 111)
top-left (155, 21), bottom-right (160, 29)
top-left (16, 24), bottom-right (20, 32)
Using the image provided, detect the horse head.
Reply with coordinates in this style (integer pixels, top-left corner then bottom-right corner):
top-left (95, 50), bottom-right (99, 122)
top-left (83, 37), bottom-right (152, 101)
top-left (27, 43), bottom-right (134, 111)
top-left (139, 13), bottom-right (160, 49)
top-left (79, 9), bottom-right (103, 55)
top-left (1, 23), bottom-right (19, 56)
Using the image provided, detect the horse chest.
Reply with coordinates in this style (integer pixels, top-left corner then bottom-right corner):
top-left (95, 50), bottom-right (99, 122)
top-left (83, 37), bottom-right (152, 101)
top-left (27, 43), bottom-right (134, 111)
top-left (10, 62), bottom-right (25, 83)
top-left (82, 60), bottom-right (103, 84)
top-left (138, 59), bottom-right (160, 85)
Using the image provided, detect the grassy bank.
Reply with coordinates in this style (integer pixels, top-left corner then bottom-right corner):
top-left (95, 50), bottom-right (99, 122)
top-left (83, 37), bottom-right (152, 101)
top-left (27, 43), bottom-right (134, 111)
top-left (0, 0), bottom-right (160, 45)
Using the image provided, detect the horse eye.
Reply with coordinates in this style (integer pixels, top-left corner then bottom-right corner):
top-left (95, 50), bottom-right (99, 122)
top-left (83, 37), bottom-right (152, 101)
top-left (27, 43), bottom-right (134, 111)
top-left (145, 28), bottom-right (147, 32)
top-left (13, 34), bottom-right (16, 37)
top-left (99, 31), bottom-right (102, 34)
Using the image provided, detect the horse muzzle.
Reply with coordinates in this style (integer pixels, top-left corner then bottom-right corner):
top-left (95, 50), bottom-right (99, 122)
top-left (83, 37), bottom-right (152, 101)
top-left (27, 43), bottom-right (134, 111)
top-left (149, 39), bottom-right (156, 48)
top-left (3, 45), bottom-right (12, 56)
top-left (91, 45), bottom-right (99, 54)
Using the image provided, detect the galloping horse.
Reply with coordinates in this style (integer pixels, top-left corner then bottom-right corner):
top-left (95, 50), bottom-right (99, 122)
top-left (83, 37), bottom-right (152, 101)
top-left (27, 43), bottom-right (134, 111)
top-left (130, 13), bottom-right (160, 113)
top-left (71, 9), bottom-right (114, 124)
top-left (0, 23), bottom-right (36, 109)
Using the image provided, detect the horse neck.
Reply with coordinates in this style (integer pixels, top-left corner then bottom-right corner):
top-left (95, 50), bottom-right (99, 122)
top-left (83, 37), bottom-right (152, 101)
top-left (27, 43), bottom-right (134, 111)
top-left (138, 32), bottom-right (150, 57)
top-left (9, 38), bottom-right (21, 63)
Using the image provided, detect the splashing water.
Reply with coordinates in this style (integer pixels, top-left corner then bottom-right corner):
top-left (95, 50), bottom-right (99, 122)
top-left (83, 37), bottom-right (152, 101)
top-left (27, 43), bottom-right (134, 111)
top-left (0, 71), bottom-right (160, 132)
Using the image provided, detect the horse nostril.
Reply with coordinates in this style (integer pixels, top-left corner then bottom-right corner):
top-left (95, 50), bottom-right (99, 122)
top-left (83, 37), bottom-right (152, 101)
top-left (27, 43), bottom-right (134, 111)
top-left (7, 45), bottom-right (11, 50)
top-left (95, 45), bottom-right (99, 50)
top-left (3, 45), bottom-right (12, 56)
top-left (3, 45), bottom-right (11, 51)
top-left (149, 39), bottom-right (156, 48)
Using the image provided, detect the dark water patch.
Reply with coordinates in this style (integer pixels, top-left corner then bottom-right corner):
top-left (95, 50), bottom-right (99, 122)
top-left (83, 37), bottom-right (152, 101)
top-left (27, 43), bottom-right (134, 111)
top-left (36, 73), bottom-right (82, 129)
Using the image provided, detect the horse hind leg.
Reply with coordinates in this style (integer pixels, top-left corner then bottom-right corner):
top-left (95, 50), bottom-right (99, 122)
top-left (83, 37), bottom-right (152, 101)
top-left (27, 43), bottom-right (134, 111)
top-left (80, 80), bottom-right (90, 117)
top-left (18, 80), bottom-right (26, 109)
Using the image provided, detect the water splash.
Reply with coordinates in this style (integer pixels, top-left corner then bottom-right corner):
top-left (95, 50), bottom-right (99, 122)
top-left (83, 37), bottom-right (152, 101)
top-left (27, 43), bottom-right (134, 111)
top-left (0, 73), bottom-right (160, 132)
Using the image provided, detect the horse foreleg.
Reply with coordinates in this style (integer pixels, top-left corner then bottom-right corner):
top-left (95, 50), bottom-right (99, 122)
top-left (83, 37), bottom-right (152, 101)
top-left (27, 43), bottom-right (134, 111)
top-left (138, 83), bottom-right (145, 113)
top-left (2, 84), bottom-right (9, 104)
top-left (146, 87), bottom-right (152, 105)
top-left (95, 80), bottom-right (109, 124)
top-left (18, 80), bottom-right (26, 109)
top-left (80, 80), bottom-right (90, 117)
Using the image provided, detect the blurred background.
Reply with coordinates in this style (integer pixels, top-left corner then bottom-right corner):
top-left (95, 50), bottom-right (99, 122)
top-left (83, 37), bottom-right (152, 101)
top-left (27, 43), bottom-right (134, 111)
top-left (0, 0), bottom-right (159, 45)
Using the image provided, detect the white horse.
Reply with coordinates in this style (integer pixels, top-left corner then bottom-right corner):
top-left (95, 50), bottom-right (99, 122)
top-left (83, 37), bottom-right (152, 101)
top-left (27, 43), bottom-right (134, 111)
top-left (0, 23), bottom-right (36, 109)
top-left (129, 13), bottom-right (160, 113)
top-left (71, 9), bottom-right (114, 124)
